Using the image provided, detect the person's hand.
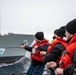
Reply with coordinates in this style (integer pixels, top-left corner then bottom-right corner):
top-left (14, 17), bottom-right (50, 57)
top-left (20, 45), bottom-right (25, 48)
top-left (46, 62), bottom-right (51, 68)
top-left (46, 61), bottom-right (57, 69)
top-left (40, 51), bottom-right (46, 56)
top-left (34, 46), bottom-right (38, 49)
top-left (55, 68), bottom-right (64, 75)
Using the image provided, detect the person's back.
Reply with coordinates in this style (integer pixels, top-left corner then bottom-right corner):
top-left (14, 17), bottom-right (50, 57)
top-left (42, 26), bottom-right (67, 63)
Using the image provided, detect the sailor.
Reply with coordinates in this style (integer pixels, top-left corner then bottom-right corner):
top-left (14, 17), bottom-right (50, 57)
top-left (48, 19), bottom-right (76, 75)
top-left (42, 26), bottom-right (67, 75)
top-left (40, 29), bottom-right (59, 56)
top-left (20, 31), bottom-right (50, 75)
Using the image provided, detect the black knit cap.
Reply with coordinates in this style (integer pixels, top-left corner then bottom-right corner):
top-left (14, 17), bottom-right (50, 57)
top-left (65, 19), bottom-right (76, 35)
top-left (54, 29), bottom-right (59, 34)
top-left (35, 32), bottom-right (44, 40)
top-left (55, 26), bottom-right (66, 37)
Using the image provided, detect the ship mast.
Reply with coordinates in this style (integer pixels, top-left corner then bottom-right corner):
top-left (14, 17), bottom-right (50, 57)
top-left (37, 27), bottom-right (38, 32)
top-left (0, 8), bottom-right (1, 35)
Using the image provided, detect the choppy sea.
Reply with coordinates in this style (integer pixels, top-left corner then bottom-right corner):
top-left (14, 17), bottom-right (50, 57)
top-left (0, 57), bottom-right (50, 75)
top-left (0, 57), bottom-right (31, 75)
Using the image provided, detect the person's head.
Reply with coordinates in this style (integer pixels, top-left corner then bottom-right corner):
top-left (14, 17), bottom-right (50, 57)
top-left (35, 31), bottom-right (44, 42)
top-left (65, 19), bottom-right (76, 40)
top-left (53, 29), bottom-right (59, 39)
top-left (53, 26), bottom-right (66, 38)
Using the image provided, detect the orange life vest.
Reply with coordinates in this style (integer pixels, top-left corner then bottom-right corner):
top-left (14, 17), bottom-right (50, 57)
top-left (59, 34), bottom-right (76, 68)
top-left (47, 37), bottom-right (67, 53)
top-left (47, 37), bottom-right (67, 62)
top-left (31, 39), bottom-right (49, 61)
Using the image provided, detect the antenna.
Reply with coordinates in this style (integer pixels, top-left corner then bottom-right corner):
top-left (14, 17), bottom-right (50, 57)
top-left (0, 8), bottom-right (1, 34)
top-left (37, 27), bottom-right (38, 32)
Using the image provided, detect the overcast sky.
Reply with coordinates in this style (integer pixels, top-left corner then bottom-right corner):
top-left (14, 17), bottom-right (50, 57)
top-left (0, 0), bottom-right (76, 40)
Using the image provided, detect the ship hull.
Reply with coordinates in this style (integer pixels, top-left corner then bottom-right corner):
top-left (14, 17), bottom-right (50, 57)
top-left (0, 56), bottom-right (23, 63)
top-left (0, 33), bottom-right (34, 63)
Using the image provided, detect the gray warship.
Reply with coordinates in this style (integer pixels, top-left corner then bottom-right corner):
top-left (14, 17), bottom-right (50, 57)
top-left (0, 33), bottom-right (34, 63)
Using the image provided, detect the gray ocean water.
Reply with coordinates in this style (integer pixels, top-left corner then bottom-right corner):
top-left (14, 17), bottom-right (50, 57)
top-left (0, 57), bottom-right (31, 75)
top-left (0, 57), bottom-right (50, 75)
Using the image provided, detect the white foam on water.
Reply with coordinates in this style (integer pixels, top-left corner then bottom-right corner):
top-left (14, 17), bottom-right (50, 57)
top-left (0, 56), bottom-right (26, 67)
